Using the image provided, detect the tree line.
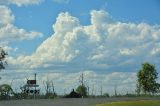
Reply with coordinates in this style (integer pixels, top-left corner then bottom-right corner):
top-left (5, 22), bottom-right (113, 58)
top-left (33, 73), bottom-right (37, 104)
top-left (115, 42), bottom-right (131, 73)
top-left (0, 47), bottom-right (160, 100)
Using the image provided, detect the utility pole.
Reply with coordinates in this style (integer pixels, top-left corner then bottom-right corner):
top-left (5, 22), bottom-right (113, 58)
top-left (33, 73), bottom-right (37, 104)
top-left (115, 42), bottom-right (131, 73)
top-left (64, 88), bottom-right (66, 95)
top-left (34, 73), bottom-right (36, 99)
top-left (92, 84), bottom-right (94, 96)
top-left (52, 81), bottom-right (54, 94)
top-left (114, 85), bottom-right (117, 97)
top-left (87, 86), bottom-right (89, 96)
top-left (79, 73), bottom-right (84, 86)
top-left (100, 85), bottom-right (103, 96)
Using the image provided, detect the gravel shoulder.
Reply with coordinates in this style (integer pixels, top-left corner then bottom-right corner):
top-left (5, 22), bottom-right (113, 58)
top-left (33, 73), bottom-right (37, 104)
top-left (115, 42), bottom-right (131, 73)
top-left (0, 97), bottom-right (159, 106)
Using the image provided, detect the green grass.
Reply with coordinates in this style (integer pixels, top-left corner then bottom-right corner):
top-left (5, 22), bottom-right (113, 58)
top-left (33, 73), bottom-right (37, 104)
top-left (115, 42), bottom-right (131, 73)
top-left (96, 100), bottom-right (160, 106)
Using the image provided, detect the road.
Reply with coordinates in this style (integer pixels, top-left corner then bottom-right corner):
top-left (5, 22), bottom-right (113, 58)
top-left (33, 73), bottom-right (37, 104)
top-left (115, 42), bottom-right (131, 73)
top-left (0, 97), bottom-right (159, 106)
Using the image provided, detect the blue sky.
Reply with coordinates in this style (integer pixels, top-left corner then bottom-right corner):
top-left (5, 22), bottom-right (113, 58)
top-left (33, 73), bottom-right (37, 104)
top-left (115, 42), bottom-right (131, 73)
top-left (1, 0), bottom-right (160, 95)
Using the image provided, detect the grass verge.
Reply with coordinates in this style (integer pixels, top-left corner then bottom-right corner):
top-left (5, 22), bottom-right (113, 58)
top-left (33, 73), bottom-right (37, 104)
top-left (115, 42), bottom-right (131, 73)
top-left (95, 100), bottom-right (160, 106)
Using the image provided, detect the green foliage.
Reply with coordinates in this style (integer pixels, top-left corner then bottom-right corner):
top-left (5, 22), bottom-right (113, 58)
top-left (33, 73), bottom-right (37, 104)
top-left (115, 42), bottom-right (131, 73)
top-left (45, 92), bottom-right (57, 99)
top-left (0, 84), bottom-right (13, 100)
top-left (0, 84), bottom-right (12, 93)
top-left (76, 85), bottom-right (87, 97)
top-left (137, 62), bottom-right (160, 94)
top-left (0, 47), bottom-right (7, 70)
top-left (103, 93), bottom-right (110, 97)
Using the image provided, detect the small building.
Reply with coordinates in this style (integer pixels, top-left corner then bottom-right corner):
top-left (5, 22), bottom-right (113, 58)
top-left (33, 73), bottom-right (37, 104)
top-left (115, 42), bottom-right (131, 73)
top-left (65, 89), bottom-right (81, 98)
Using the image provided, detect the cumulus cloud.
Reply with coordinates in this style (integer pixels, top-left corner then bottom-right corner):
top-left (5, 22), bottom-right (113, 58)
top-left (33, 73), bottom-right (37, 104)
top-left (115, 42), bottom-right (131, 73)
top-left (7, 10), bottom-right (160, 74)
top-left (0, 5), bottom-right (42, 42)
top-left (0, 0), bottom-right (44, 6)
top-left (0, 6), bottom-right (14, 26)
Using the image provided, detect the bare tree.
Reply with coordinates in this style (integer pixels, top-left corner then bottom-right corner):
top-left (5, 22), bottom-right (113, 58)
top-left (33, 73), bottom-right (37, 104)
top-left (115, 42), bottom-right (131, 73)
top-left (0, 47), bottom-right (7, 80)
top-left (0, 47), bottom-right (7, 70)
top-left (43, 77), bottom-right (56, 98)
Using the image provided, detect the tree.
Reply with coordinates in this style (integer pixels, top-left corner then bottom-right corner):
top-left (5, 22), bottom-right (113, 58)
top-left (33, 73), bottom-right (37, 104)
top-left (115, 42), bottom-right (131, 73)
top-left (43, 78), bottom-right (57, 99)
top-left (76, 73), bottom-right (88, 97)
top-left (0, 47), bottom-right (7, 70)
top-left (76, 85), bottom-right (87, 97)
top-left (135, 83), bottom-right (141, 96)
top-left (0, 84), bottom-right (13, 100)
top-left (137, 62), bottom-right (160, 95)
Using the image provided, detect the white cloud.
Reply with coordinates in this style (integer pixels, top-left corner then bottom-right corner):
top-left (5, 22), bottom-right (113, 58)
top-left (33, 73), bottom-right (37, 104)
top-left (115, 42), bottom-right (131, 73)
top-left (0, 6), bottom-right (14, 26)
top-left (120, 48), bottom-right (136, 55)
top-left (53, 0), bottom-right (69, 4)
top-left (1, 45), bottom-right (18, 54)
top-left (7, 10), bottom-right (160, 74)
top-left (0, 24), bottom-right (42, 41)
top-left (91, 10), bottom-right (114, 26)
top-left (0, 0), bottom-right (44, 6)
top-left (53, 12), bottom-right (80, 34)
top-left (0, 5), bottom-right (42, 42)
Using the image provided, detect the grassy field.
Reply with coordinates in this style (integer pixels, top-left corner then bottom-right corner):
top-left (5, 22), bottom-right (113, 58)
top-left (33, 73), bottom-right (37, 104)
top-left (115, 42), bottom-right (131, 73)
top-left (96, 100), bottom-right (160, 106)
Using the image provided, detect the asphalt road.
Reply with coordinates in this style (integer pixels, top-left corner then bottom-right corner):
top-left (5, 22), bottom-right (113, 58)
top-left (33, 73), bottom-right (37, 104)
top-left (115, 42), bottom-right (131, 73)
top-left (0, 97), bottom-right (159, 106)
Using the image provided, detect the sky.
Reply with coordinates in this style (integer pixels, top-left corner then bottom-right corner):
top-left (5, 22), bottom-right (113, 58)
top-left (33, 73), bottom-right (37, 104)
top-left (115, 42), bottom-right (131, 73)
top-left (0, 0), bottom-right (160, 95)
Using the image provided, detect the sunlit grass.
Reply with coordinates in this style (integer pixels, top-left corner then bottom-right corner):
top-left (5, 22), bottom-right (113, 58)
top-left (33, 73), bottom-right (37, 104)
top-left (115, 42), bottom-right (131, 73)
top-left (95, 100), bottom-right (160, 106)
